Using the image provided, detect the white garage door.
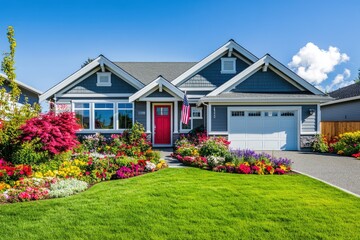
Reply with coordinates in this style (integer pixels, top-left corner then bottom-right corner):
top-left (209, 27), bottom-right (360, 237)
top-left (228, 108), bottom-right (298, 150)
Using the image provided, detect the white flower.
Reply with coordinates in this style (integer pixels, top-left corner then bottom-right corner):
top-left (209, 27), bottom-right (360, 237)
top-left (145, 161), bottom-right (156, 171)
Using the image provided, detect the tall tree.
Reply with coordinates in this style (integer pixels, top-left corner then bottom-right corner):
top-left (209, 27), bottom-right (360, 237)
top-left (81, 57), bottom-right (95, 68)
top-left (354, 69), bottom-right (360, 83)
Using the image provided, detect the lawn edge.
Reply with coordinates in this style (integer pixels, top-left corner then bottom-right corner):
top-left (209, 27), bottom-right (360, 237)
top-left (293, 170), bottom-right (360, 198)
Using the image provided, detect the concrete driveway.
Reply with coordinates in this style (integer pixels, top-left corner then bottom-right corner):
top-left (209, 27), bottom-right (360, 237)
top-left (267, 151), bottom-right (360, 196)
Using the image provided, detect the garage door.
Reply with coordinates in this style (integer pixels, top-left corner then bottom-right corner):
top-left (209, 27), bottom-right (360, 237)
top-left (228, 108), bottom-right (298, 150)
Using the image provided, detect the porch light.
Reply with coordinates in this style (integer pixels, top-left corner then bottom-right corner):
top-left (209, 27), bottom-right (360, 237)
top-left (309, 109), bottom-right (315, 115)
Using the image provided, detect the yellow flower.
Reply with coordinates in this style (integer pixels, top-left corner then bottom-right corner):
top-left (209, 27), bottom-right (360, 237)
top-left (337, 150), bottom-right (344, 155)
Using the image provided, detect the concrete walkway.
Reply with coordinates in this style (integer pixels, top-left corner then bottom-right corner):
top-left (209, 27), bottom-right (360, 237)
top-left (156, 148), bottom-right (187, 168)
top-left (266, 151), bottom-right (360, 196)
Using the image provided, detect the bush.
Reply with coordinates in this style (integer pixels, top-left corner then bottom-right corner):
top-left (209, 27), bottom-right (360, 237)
top-left (312, 135), bottom-right (329, 153)
top-left (49, 178), bottom-right (88, 198)
top-left (11, 139), bottom-right (49, 165)
top-left (18, 112), bottom-right (80, 156)
top-left (199, 138), bottom-right (229, 157)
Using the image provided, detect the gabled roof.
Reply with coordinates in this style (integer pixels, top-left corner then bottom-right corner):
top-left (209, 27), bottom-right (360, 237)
top-left (0, 73), bottom-right (42, 95)
top-left (207, 54), bottom-right (324, 96)
top-left (171, 39), bottom-right (259, 86)
top-left (129, 76), bottom-right (184, 102)
top-left (328, 82), bottom-right (360, 99)
top-left (115, 62), bottom-right (196, 85)
top-left (39, 55), bottom-right (145, 102)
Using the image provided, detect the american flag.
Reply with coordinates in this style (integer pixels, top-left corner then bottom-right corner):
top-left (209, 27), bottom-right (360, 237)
top-left (181, 94), bottom-right (190, 125)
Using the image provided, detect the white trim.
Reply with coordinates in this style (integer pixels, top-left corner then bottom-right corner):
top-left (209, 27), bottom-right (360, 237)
top-left (207, 104), bottom-right (212, 133)
top-left (0, 73), bottom-right (42, 95)
top-left (317, 104), bottom-right (321, 134)
top-left (187, 95), bottom-right (205, 99)
top-left (171, 40), bottom-right (258, 86)
top-left (227, 106), bottom-right (301, 151)
top-left (72, 99), bottom-right (130, 103)
top-left (139, 97), bottom-right (179, 102)
top-left (191, 107), bottom-right (203, 119)
top-left (174, 100), bottom-right (179, 133)
top-left (300, 132), bottom-right (318, 135)
top-left (129, 76), bottom-right (184, 102)
top-left (208, 55), bottom-right (324, 97)
top-left (200, 102), bottom-right (326, 106)
top-left (59, 93), bottom-right (132, 98)
top-left (208, 131), bottom-right (228, 135)
top-left (179, 118), bottom-right (193, 133)
top-left (40, 55), bottom-right (144, 102)
top-left (320, 95), bottom-right (360, 106)
top-left (198, 98), bottom-right (331, 104)
top-left (152, 103), bottom-right (173, 147)
top-left (146, 101), bottom-right (151, 133)
top-left (96, 72), bottom-right (112, 87)
top-left (221, 57), bottom-right (236, 74)
top-left (179, 87), bottom-right (216, 91)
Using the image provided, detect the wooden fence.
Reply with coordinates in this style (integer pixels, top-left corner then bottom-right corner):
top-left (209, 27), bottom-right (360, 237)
top-left (321, 121), bottom-right (360, 139)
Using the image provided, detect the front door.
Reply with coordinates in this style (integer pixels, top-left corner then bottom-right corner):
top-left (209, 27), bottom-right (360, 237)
top-left (154, 105), bottom-right (171, 145)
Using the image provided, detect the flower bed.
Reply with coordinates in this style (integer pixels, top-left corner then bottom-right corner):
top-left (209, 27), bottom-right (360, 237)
top-left (0, 123), bottom-right (168, 204)
top-left (172, 132), bottom-right (292, 175)
top-left (313, 131), bottom-right (360, 159)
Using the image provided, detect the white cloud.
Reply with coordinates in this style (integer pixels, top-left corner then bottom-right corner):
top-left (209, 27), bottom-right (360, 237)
top-left (325, 68), bottom-right (352, 92)
top-left (288, 42), bottom-right (349, 85)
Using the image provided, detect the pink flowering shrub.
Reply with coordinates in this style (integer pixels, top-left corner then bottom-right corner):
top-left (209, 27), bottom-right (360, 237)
top-left (19, 112), bottom-right (80, 156)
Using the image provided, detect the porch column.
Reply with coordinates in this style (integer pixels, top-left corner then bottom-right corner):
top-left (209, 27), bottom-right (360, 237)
top-left (174, 100), bottom-right (178, 133)
top-left (146, 101), bottom-right (151, 133)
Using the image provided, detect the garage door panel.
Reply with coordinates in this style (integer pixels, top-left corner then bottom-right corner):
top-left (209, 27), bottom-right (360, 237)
top-left (228, 108), bottom-right (298, 151)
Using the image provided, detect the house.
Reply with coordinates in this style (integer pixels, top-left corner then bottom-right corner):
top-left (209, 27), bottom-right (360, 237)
top-left (40, 40), bottom-right (332, 150)
top-left (0, 73), bottom-right (42, 105)
top-left (321, 82), bottom-right (360, 121)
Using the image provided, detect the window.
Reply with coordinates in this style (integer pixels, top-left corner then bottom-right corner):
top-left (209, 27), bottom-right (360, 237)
top-left (118, 103), bottom-right (133, 129)
top-left (248, 111), bottom-right (261, 117)
top-left (231, 111), bottom-right (244, 117)
top-left (96, 72), bottom-right (111, 86)
top-left (221, 58), bottom-right (236, 74)
top-left (156, 107), bottom-right (169, 116)
top-left (191, 108), bottom-right (202, 119)
top-left (181, 121), bottom-right (192, 131)
top-left (281, 111), bottom-right (295, 117)
top-left (264, 112), bottom-right (278, 117)
top-left (74, 103), bottom-right (90, 129)
top-left (94, 103), bottom-right (114, 129)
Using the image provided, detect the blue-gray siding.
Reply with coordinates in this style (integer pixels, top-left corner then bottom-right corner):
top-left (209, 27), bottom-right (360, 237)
top-left (321, 100), bottom-right (360, 121)
top-left (211, 105), bottom-right (318, 132)
top-left (64, 70), bottom-right (137, 94)
top-left (302, 105), bottom-right (317, 132)
top-left (135, 101), bottom-right (147, 127)
top-left (3, 83), bottom-right (39, 105)
top-left (147, 89), bottom-right (173, 97)
top-left (233, 68), bottom-right (304, 93)
top-left (179, 55), bottom-right (250, 88)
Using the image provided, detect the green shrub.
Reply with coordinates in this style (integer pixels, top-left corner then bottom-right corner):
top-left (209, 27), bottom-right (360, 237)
top-left (11, 140), bottom-right (49, 165)
top-left (199, 139), bottom-right (228, 157)
top-left (116, 156), bottom-right (138, 167)
top-left (312, 135), bottom-right (328, 153)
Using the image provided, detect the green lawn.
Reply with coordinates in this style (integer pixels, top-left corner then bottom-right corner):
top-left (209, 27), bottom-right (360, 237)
top-left (1, 168), bottom-right (359, 240)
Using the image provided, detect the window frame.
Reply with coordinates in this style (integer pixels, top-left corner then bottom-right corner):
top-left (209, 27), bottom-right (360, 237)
top-left (191, 107), bottom-right (203, 119)
top-left (96, 72), bottom-right (112, 87)
top-left (72, 100), bottom-right (134, 132)
top-left (221, 57), bottom-right (237, 74)
top-left (73, 103), bottom-right (91, 130)
top-left (118, 102), bottom-right (134, 130)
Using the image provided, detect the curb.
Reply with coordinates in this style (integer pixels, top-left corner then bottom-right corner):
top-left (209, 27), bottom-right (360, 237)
top-left (293, 170), bottom-right (360, 198)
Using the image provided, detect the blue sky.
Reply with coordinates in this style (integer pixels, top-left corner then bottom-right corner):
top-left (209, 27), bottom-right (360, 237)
top-left (0, 0), bottom-right (359, 94)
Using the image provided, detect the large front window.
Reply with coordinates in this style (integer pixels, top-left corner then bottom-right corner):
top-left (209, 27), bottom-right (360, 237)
top-left (74, 103), bottom-right (90, 129)
top-left (95, 103), bottom-right (114, 129)
top-left (118, 103), bottom-right (133, 129)
top-left (73, 101), bottom-right (133, 131)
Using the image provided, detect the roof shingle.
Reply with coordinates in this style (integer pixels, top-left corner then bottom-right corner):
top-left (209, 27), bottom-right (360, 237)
top-left (329, 82), bottom-right (360, 99)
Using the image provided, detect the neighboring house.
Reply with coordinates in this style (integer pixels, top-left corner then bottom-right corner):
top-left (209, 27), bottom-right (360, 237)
top-left (40, 40), bottom-right (331, 150)
top-left (321, 83), bottom-right (360, 121)
top-left (0, 73), bottom-right (42, 105)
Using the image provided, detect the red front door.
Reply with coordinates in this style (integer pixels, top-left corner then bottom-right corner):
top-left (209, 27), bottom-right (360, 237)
top-left (154, 105), bottom-right (171, 145)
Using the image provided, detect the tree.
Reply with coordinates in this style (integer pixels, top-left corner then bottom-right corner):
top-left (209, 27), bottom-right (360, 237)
top-left (0, 26), bottom-right (40, 161)
top-left (81, 57), bottom-right (95, 68)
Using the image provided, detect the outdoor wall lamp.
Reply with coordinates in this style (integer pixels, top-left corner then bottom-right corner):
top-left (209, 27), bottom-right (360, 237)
top-left (309, 109), bottom-right (315, 115)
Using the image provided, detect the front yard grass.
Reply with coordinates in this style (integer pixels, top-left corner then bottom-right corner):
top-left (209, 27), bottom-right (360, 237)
top-left (0, 168), bottom-right (359, 240)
